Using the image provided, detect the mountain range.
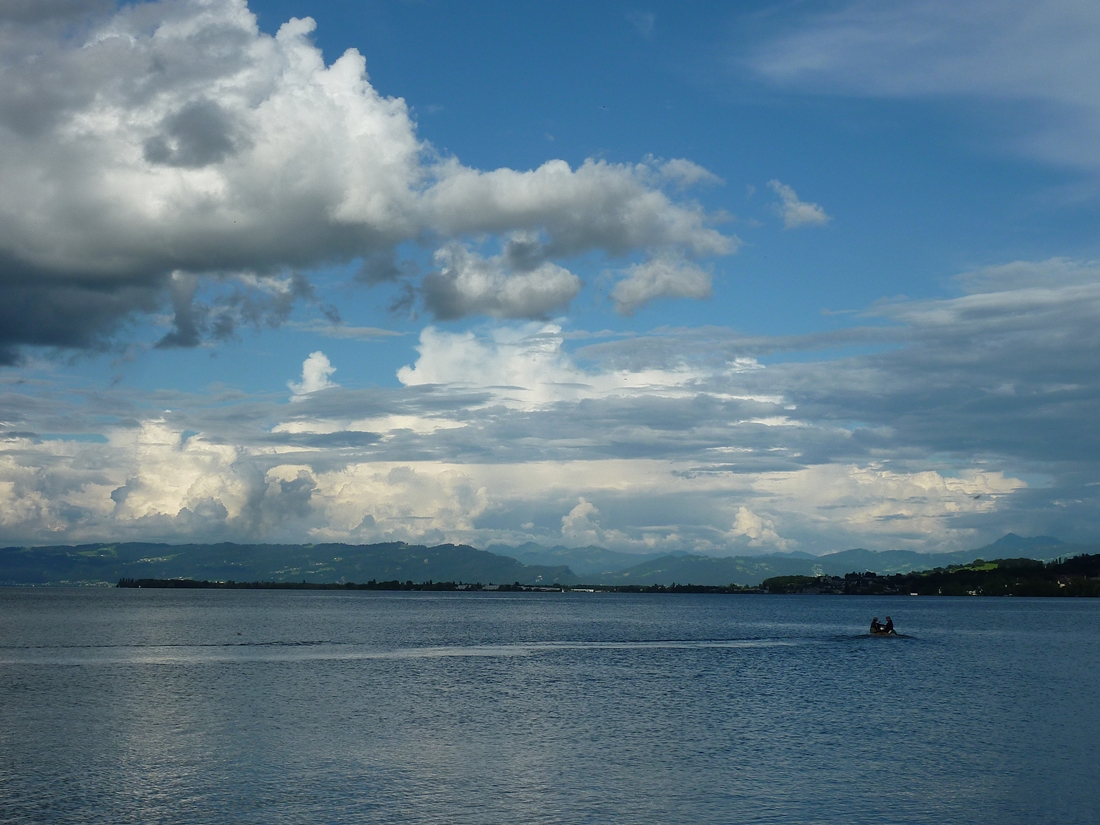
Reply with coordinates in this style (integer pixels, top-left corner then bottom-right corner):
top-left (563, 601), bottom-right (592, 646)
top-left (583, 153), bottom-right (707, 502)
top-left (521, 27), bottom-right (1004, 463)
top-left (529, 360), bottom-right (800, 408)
top-left (0, 541), bottom-right (577, 587)
top-left (0, 533), bottom-right (1085, 587)
top-left (491, 533), bottom-right (1074, 587)
top-left (581, 534), bottom-right (1073, 587)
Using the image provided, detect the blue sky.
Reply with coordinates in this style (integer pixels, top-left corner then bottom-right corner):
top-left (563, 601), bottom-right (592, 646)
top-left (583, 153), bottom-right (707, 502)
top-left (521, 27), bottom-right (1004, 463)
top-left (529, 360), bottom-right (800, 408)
top-left (1, 0), bottom-right (1099, 554)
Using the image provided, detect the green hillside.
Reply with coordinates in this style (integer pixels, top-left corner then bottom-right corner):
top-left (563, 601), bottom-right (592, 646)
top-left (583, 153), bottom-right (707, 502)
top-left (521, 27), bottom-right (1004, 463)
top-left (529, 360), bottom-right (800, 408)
top-left (0, 541), bottom-right (577, 587)
top-left (487, 542), bottom-right (666, 576)
top-left (762, 554), bottom-right (1100, 596)
top-left (593, 537), bottom-right (1084, 587)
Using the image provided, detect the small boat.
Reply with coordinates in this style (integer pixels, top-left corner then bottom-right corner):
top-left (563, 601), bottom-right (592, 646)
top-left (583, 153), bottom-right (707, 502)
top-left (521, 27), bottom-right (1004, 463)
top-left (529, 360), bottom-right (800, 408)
top-left (869, 617), bottom-right (896, 636)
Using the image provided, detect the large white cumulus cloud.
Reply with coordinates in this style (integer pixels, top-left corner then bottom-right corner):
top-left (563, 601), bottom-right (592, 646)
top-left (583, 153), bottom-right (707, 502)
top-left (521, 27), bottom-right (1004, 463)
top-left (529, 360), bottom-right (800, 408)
top-left (0, 0), bottom-right (733, 361)
top-left (0, 419), bottom-right (1028, 552)
top-left (0, 6), bottom-right (420, 278)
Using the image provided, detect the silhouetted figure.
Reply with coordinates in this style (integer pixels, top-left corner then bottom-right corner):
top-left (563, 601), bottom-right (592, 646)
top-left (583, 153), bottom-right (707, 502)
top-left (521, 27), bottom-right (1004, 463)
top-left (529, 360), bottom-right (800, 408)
top-left (870, 617), bottom-right (882, 633)
top-left (883, 616), bottom-right (894, 634)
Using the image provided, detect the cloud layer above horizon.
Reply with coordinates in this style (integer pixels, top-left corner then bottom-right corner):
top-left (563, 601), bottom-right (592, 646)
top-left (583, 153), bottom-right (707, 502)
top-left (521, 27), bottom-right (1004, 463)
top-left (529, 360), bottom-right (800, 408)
top-left (4, 257), bottom-right (1099, 554)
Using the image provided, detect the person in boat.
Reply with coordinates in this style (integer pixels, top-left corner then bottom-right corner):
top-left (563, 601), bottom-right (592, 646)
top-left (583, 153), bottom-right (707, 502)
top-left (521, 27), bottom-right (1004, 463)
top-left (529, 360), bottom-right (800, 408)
top-left (870, 617), bottom-right (883, 633)
top-left (883, 616), bottom-right (894, 634)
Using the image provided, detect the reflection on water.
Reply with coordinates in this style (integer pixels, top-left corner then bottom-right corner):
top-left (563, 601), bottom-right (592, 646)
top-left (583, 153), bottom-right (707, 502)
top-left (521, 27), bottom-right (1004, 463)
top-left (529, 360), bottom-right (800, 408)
top-left (1, 589), bottom-right (1098, 824)
top-left (1, 637), bottom-right (803, 667)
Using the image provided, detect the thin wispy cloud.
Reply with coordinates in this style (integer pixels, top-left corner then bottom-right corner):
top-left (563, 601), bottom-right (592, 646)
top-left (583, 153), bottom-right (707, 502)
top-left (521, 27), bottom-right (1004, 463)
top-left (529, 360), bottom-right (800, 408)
top-left (286, 321), bottom-right (405, 340)
top-left (747, 0), bottom-right (1100, 168)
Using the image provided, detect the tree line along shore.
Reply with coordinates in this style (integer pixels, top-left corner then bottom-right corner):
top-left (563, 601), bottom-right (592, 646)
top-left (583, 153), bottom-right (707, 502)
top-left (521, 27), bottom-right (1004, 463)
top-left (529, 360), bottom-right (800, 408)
top-left (760, 554), bottom-right (1100, 596)
top-left (114, 578), bottom-right (755, 593)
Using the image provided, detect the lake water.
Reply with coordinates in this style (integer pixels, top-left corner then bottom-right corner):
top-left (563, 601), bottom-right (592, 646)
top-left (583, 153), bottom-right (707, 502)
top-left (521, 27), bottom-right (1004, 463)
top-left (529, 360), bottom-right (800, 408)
top-left (1, 589), bottom-right (1097, 824)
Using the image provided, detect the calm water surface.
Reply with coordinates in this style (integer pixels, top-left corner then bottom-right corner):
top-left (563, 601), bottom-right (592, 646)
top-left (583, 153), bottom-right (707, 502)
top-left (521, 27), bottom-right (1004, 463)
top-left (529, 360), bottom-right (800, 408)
top-left (1, 588), bottom-right (1097, 824)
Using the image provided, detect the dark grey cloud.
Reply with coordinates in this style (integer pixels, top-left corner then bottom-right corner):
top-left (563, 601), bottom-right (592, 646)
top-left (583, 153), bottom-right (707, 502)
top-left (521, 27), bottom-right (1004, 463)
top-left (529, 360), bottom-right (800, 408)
top-left (0, 0), bottom-right (110, 24)
top-left (754, 263), bottom-right (1100, 466)
top-left (143, 99), bottom-right (242, 168)
top-left (156, 271), bottom-right (316, 349)
top-left (355, 251), bottom-right (418, 286)
top-left (421, 244), bottom-right (581, 320)
top-left (0, 269), bottom-right (163, 364)
top-left (257, 430), bottom-right (382, 449)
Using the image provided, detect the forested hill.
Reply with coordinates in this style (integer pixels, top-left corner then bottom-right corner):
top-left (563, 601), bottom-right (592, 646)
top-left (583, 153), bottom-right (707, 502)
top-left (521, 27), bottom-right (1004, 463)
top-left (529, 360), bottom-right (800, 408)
top-left (761, 554), bottom-right (1100, 596)
top-left (592, 537), bottom-right (1083, 588)
top-left (479, 534), bottom-right (1072, 586)
top-left (0, 541), bottom-right (577, 587)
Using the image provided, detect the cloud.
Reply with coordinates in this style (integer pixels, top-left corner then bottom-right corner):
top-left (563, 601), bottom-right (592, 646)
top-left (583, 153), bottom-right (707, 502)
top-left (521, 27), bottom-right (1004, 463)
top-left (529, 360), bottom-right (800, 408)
top-left (953, 257), bottom-right (1100, 293)
top-left (767, 180), bottom-right (830, 228)
top-left (561, 497), bottom-right (602, 545)
top-left (288, 351), bottom-right (338, 401)
top-left (397, 325), bottom-right (576, 404)
top-left (744, 465), bottom-right (1026, 550)
top-left (728, 506), bottom-right (793, 551)
top-left (355, 250), bottom-right (417, 286)
top-left (3, 257), bottom-right (1098, 551)
top-left (106, 420), bottom-right (249, 525)
top-left (285, 320), bottom-right (403, 340)
top-left (0, 0), bottom-right (735, 360)
top-left (270, 462), bottom-right (490, 543)
top-left (746, 0), bottom-right (1100, 168)
top-left (423, 158), bottom-right (734, 258)
top-left (655, 157), bottom-right (724, 188)
top-left (422, 243), bottom-right (582, 320)
top-left (154, 270), bottom-right (317, 348)
top-left (0, 0), bottom-right (110, 25)
top-left (0, 2), bottom-right (421, 356)
top-left (142, 98), bottom-right (243, 168)
top-left (719, 259), bottom-right (1100, 483)
top-left (395, 323), bottom-right (729, 410)
top-left (611, 254), bottom-right (713, 315)
top-left (0, 410), bottom-right (1035, 551)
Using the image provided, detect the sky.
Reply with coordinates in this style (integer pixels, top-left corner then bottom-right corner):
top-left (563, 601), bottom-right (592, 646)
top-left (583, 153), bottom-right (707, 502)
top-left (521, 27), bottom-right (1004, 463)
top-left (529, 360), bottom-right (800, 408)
top-left (2, 0), bottom-right (1099, 555)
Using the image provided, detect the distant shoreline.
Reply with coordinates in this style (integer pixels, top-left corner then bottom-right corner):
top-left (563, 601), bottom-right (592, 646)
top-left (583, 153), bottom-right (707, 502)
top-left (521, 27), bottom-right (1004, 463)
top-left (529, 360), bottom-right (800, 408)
top-left (759, 553), bottom-right (1100, 596)
top-left (113, 552), bottom-right (1100, 597)
top-left (6, 535), bottom-right (1095, 590)
top-left (5, 544), bottom-right (1097, 594)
